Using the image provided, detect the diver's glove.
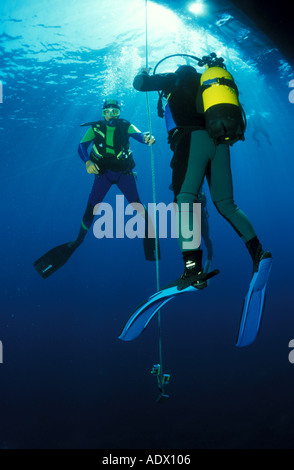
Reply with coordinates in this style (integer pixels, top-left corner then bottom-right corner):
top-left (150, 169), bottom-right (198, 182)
top-left (143, 132), bottom-right (156, 146)
top-left (86, 160), bottom-right (99, 175)
top-left (138, 67), bottom-right (152, 75)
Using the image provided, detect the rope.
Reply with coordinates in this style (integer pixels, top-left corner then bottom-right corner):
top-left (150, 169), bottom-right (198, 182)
top-left (144, 0), bottom-right (164, 396)
top-left (145, 98), bottom-right (160, 291)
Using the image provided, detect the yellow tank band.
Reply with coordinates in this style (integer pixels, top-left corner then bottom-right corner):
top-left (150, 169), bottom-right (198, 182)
top-left (201, 67), bottom-right (239, 111)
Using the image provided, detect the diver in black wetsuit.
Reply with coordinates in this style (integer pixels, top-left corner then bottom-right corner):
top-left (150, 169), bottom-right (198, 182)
top-left (133, 65), bottom-right (272, 288)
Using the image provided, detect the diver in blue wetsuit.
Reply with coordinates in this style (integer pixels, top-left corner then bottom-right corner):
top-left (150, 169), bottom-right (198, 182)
top-left (76, 98), bottom-right (157, 261)
top-left (33, 98), bottom-right (158, 278)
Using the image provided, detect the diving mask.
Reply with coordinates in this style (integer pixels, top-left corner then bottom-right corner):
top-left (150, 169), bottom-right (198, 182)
top-left (102, 107), bottom-right (121, 117)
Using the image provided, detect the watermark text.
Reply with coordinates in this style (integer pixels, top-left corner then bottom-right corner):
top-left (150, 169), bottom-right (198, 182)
top-left (289, 80), bottom-right (294, 104)
top-left (0, 341), bottom-right (3, 364)
top-left (289, 340), bottom-right (294, 363)
top-left (92, 196), bottom-right (201, 250)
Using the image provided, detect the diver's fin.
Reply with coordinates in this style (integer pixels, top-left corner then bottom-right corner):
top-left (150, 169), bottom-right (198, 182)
top-left (119, 296), bottom-right (175, 341)
top-left (143, 236), bottom-right (161, 261)
top-left (33, 242), bottom-right (78, 279)
top-left (236, 257), bottom-right (273, 347)
top-left (119, 269), bottom-right (219, 341)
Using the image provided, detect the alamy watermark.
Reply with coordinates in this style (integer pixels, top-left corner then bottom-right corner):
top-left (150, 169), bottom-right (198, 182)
top-left (92, 195), bottom-right (201, 250)
top-left (0, 341), bottom-right (3, 364)
top-left (289, 340), bottom-right (294, 364)
top-left (0, 81), bottom-right (3, 103)
top-left (289, 80), bottom-right (294, 104)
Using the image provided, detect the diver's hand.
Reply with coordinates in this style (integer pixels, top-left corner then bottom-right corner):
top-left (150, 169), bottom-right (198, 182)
top-left (139, 67), bottom-right (152, 75)
top-left (143, 132), bottom-right (155, 146)
top-left (86, 160), bottom-right (99, 174)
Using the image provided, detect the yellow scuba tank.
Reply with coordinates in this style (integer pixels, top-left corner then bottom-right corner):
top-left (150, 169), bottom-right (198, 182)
top-left (200, 65), bottom-right (246, 145)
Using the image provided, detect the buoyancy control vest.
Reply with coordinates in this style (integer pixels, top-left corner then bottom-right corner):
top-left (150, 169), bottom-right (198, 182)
top-left (90, 119), bottom-right (135, 173)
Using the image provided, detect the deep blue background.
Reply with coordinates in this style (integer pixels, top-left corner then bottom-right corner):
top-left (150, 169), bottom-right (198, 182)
top-left (1, 0), bottom-right (294, 449)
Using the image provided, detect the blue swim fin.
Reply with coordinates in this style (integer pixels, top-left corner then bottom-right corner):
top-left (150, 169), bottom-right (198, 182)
top-left (119, 269), bottom-right (219, 341)
top-left (236, 257), bottom-right (273, 347)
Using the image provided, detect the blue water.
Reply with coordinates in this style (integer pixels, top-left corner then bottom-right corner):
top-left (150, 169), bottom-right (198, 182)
top-left (1, 0), bottom-right (294, 450)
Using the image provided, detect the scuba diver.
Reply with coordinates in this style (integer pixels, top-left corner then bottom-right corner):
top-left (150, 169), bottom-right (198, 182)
top-left (133, 61), bottom-right (272, 288)
top-left (119, 54), bottom-right (272, 348)
top-left (249, 110), bottom-right (272, 147)
top-left (34, 98), bottom-right (157, 279)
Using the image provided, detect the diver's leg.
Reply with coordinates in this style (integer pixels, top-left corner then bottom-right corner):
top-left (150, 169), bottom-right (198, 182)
top-left (174, 130), bottom-right (214, 280)
top-left (71, 173), bottom-right (113, 248)
top-left (260, 129), bottom-right (272, 146)
top-left (175, 131), bottom-right (213, 248)
top-left (116, 173), bottom-right (141, 206)
top-left (208, 143), bottom-right (256, 241)
top-left (116, 172), bottom-right (159, 260)
top-left (208, 144), bottom-right (271, 270)
top-left (115, 172), bottom-right (145, 228)
top-left (34, 173), bottom-right (114, 277)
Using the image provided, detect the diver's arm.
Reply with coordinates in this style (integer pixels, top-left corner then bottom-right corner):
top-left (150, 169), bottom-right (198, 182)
top-left (78, 127), bottom-right (99, 174)
top-left (133, 71), bottom-right (178, 92)
top-left (78, 141), bottom-right (91, 163)
top-left (128, 124), bottom-right (155, 146)
top-left (78, 127), bottom-right (95, 162)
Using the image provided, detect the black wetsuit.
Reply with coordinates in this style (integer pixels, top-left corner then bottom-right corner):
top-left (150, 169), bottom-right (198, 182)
top-left (197, 191), bottom-right (213, 261)
top-left (133, 70), bottom-right (257, 253)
